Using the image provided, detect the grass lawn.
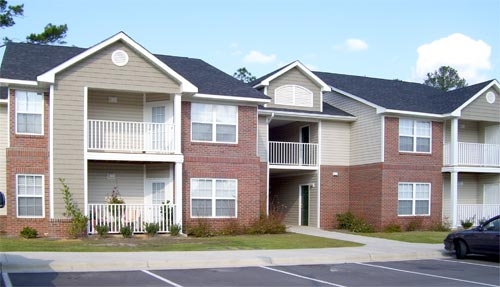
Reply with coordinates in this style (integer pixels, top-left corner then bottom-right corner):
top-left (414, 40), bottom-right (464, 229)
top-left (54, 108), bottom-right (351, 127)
top-left (357, 231), bottom-right (449, 244)
top-left (0, 233), bottom-right (362, 252)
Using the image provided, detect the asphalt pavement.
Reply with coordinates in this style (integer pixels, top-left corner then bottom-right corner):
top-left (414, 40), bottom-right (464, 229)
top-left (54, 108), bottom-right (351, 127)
top-left (0, 226), bottom-right (450, 273)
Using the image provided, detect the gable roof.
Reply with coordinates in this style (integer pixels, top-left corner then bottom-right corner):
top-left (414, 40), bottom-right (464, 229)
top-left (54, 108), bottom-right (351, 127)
top-left (315, 71), bottom-right (499, 116)
top-left (0, 32), bottom-right (269, 101)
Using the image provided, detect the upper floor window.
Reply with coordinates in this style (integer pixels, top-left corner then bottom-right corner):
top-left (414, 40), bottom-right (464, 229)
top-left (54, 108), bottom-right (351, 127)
top-left (16, 91), bottom-right (43, 135)
top-left (191, 178), bottom-right (237, 218)
top-left (399, 119), bottom-right (431, 153)
top-left (17, 174), bottom-right (44, 218)
top-left (398, 182), bottom-right (430, 216)
top-left (191, 103), bottom-right (237, 143)
top-left (275, 85), bottom-right (313, 107)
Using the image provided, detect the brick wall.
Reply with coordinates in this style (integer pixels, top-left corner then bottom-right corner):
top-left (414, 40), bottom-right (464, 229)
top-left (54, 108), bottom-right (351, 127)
top-left (320, 165), bottom-right (350, 229)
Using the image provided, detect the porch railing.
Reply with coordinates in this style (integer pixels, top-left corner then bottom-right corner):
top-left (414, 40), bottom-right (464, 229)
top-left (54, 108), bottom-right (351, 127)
top-left (87, 204), bottom-right (176, 234)
top-left (269, 141), bottom-right (318, 166)
top-left (443, 142), bottom-right (500, 167)
top-left (88, 119), bottom-right (175, 153)
top-left (457, 204), bottom-right (500, 225)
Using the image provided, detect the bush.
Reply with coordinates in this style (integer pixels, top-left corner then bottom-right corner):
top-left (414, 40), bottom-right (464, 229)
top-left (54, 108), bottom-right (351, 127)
top-left (187, 219), bottom-right (214, 237)
top-left (95, 225), bottom-right (109, 237)
top-left (20, 226), bottom-right (38, 239)
top-left (430, 219), bottom-right (450, 232)
top-left (221, 219), bottom-right (244, 235)
top-left (405, 218), bottom-right (423, 231)
top-left (169, 223), bottom-right (182, 236)
top-left (60, 178), bottom-right (88, 238)
top-left (120, 225), bottom-right (133, 238)
top-left (460, 217), bottom-right (474, 229)
top-left (144, 222), bottom-right (159, 237)
top-left (384, 223), bottom-right (401, 233)
top-left (248, 214), bottom-right (287, 234)
top-left (336, 212), bottom-right (374, 233)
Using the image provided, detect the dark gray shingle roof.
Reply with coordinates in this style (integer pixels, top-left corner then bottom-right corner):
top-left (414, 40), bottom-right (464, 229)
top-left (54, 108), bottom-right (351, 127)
top-left (0, 42), bottom-right (269, 100)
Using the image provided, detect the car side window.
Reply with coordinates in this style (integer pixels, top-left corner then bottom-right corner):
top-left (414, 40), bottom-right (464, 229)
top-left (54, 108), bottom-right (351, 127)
top-left (485, 218), bottom-right (500, 231)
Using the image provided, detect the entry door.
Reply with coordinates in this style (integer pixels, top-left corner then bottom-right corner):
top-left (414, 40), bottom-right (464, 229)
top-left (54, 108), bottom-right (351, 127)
top-left (144, 102), bottom-right (169, 152)
top-left (300, 185), bottom-right (309, 226)
top-left (300, 126), bottom-right (310, 165)
top-left (144, 179), bottom-right (169, 224)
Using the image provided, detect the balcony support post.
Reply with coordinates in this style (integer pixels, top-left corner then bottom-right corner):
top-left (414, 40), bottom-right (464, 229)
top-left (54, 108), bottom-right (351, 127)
top-left (450, 118), bottom-right (459, 166)
top-left (174, 94), bottom-right (182, 154)
top-left (174, 162), bottom-right (183, 232)
top-left (450, 171), bottom-right (458, 228)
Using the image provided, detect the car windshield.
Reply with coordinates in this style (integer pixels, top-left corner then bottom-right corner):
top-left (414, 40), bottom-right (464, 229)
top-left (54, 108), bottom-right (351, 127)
top-left (483, 218), bottom-right (500, 231)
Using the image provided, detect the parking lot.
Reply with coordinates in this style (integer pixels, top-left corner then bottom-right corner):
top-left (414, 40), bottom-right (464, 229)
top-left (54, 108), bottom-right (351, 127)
top-left (4, 258), bottom-right (500, 287)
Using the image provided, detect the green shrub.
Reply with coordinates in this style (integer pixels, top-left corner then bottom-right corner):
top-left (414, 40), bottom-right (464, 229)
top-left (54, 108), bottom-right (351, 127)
top-left (169, 223), bottom-right (182, 236)
top-left (144, 222), bottom-right (159, 237)
top-left (120, 225), bottom-right (133, 238)
top-left (60, 178), bottom-right (88, 238)
top-left (336, 212), bottom-right (374, 233)
top-left (248, 214), bottom-right (286, 234)
top-left (406, 218), bottom-right (423, 231)
top-left (430, 219), bottom-right (450, 232)
top-left (20, 226), bottom-right (38, 239)
top-left (460, 217), bottom-right (474, 229)
top-left (384, 223), bottom-right (401, 233)
top-left (221, 219), bottom-right (244, 235)
top-left (95, 225), bottom-right (109, 237)
top-left (336, 212), bottom-right (355, 230)
top-left (187, 219), bottom-right (214, 237)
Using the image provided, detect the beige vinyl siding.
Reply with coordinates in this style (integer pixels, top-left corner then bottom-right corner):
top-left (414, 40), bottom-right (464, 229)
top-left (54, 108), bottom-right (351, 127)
top-left (321, 121), bottom-right (350, 166)
top-left (461, 89), bottom-right (500, 122)
top-left (52, 41), bottom-right (182, 217)
top-left (146, 163), bottom-right (171, 178)
top-left (443, 120), bottom-right (497, 144)
top-left (266, 68), bottom-right (322, 112)
top-left (257, 115), bottom-right (268, 162)
top-left (0, 105), bottom-right (7, 215)
top-left (88, 162), bottom-right (144, 204)
top-left (324, 92), bottom-right (382, 165)
top-left (88, 90), bottom-right (143, 122)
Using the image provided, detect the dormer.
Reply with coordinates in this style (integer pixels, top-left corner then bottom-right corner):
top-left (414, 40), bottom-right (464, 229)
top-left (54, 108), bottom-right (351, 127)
top-left (252, 61), bottom-right (331, 112)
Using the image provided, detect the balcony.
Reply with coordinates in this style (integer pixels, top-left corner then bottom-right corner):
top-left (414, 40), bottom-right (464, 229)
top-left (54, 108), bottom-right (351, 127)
top-left (444, 142), bottom-right (500, 167)
top-left (457, 204), bottom-right (500, 226)
top-left (269, 141), bottom-right (318, 167)
top-left (88, 119), bottom-right (175, 153)
top-left (87, 203), bottom-right (176, 234)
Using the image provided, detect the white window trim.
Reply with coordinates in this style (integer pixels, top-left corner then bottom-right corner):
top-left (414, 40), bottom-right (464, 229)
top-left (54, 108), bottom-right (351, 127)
top-left (397, 182), bottom-right (431, 216)
top-left (15, 90), bottom-right (44, 135)
top-left (190, 178), bottom-right (238, 218)
top-left (16, 174), bottom-right (45, 218)
top-left (275, 84), bottom-right (313, 107)
top-left (398, 118), bottom-right (432, 153)
top-left (191, 103), bottom-right (238, 144)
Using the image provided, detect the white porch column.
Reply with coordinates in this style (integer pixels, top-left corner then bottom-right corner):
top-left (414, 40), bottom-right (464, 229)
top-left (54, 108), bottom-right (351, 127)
top-left (450, 118), bottom-right (459, 166)
top-left (450, 171), bottom-right (458, 228)
top-left (174, 162), bottom-right (183, 229)
top-left (174, 94), bottom-right (182, 154)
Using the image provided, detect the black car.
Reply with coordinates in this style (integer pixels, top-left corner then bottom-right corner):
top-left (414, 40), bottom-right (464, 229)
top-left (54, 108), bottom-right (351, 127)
top-left (444, 215), bottom-right (500, 259)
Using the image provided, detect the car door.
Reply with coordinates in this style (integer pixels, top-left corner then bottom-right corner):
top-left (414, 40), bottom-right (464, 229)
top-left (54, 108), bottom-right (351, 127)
top-left (479, 217), bottom-right (500, 255)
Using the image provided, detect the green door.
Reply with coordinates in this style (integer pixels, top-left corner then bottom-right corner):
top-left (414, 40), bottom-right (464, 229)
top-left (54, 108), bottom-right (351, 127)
top-left (301, 185), bottom-right (309, 226)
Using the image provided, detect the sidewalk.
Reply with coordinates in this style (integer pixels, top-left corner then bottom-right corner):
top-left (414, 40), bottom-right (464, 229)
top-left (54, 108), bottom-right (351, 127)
top-left (0, 227), bottom-right (450, 273)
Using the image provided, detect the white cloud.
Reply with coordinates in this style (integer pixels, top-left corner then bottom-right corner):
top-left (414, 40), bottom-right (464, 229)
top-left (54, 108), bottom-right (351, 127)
top-left (415, 33), bottom-right (492, 84)
top-left (243, 50), bottom-right (277, 64)
top-left (334, 38), bottom-right (368, 52)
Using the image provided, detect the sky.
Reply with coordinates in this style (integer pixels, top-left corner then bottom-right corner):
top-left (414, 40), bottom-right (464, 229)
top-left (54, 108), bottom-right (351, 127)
top-left (1, 0), bottom-right (499, 85)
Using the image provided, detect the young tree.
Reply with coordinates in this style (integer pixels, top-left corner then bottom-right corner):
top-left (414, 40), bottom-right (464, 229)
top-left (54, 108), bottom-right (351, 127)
top-left (423, 66), bottom-right (467, 92)
top-left (233, 67), bottom-right (256, 83)
top-left (1, 0), bottom-right (67, 45)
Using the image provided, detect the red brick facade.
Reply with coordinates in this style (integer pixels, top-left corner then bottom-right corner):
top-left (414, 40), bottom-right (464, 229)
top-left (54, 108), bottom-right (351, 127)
top-left (319, 165), bottom-right (350, 229)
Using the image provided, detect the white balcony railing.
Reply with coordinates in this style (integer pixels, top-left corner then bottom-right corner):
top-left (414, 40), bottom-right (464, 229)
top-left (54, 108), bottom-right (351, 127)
top-left (88, 119), bottom-right (175, 153)
top-left (88, 204), bottom-right (176, 234)
top-left (457, 204), bottom-right (500, 225)
top-left (269, 141), bottom-right (318, 166)
top-left (444, 142), bottom-right (500, 167)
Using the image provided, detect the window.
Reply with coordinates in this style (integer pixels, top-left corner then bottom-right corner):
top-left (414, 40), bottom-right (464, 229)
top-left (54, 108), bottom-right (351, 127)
top-left (275, 85), bottom-right (313, 107)
top-left (191, 178), bottom-right (237, 217)
top-left (16, 91), bottom-right (44, 135)
top-left (17, 174), bottom-right (44, 217)
top-left (399, 119), bottom-right (431, 153)
top-left (398, 183), bottom-right (430, 216)
top-left (191, 103), bottom-right (237, 143)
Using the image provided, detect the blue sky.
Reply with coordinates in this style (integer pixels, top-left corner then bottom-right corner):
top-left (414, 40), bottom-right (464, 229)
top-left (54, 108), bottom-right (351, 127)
top-left (2, 0), bottom-right (499, 84)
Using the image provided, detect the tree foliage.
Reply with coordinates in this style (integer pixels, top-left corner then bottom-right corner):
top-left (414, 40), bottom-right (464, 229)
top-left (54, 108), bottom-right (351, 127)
top-left (1, 0), bottom-right (67, 45)
top-left (233, 67), bottom-right (256, 83)
top-left (423, 66), bottom-right (467, 92)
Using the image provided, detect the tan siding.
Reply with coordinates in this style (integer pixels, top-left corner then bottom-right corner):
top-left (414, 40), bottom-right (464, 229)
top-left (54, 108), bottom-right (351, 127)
top-left (88, 162), bottom-right (144, 204)
top-left (146, 163), bottom-right (171, 178)
top-left (88, 90), bottom-right (143, 121)
top-left (324, 92), bottom-right (382, 165)
top-left (258, 116), bottom-right (268, 162)
top-left (0, 105), bottom-right (7, 216)
top-left (458, 120), bottom-right (480, 142)
top-left (461, 89), bottom-right (500, 122)
top-left (266, 68), bottom-right (322, 112)
top-left (52, 41), bottom-right (183, 217)
top-left (321, 121), bottom-right (350, 166)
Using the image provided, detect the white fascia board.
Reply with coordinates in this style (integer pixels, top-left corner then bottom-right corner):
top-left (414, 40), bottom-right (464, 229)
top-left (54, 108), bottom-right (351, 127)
top-left (380, 109), bottom-right (446, 119)
top-left (330, 86), bottom-right (382, 110)
top-left (0, 99), bottom-right (8, 104)
top-left (451, 80), bottom-right (499, 115)
top-left (36, 32), bottom-right (198, 93)
top-left (259, 109), bottom-right (357, 122)
top-left (442, 166), bottom-right (500, 173)
top-left (258, 61), bottom-right (331, 92)
top-left (193, 93), bottom-right (270, 104)
top-left (0, 78), bottom-right (38, 86)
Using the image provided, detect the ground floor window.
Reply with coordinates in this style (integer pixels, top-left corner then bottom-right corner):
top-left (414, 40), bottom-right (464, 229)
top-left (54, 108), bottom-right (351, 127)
top-left (398, 182), bottom-right (430, 216)
top-left (191, 178), bottom-right (237, 218)
top-left (17, 174), bottom-right (44, 217)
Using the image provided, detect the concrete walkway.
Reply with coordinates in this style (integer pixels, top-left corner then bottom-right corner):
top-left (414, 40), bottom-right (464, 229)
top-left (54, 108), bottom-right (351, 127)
top-left (0, 227), bottom-right (450, 273)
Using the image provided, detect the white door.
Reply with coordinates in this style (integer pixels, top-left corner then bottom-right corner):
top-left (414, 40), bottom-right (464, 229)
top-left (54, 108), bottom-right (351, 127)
top-left (484, 125), bottom-right (500, 166)
top-left (144, 177), bottom-right (173, 227)
top-left (144, 102), bottom-right (171, 152)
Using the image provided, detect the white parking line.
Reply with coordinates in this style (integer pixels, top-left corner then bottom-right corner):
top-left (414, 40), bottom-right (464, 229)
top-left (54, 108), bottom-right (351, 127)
top-left (2, 272), bottom-right (12, 287)
top-left (433, 258), bottom-right (500, 268)
top-left (355, 262), bottom-right (499, 287)
top-left (260, 266), bottom-right (347, 287)
top-left (142, 270), bottom-right (183, 287)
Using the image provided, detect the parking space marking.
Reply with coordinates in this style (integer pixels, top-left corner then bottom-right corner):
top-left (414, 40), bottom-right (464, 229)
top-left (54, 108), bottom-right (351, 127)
top-left (259, 266), bottom-right (347, 287)
top-left (433, 258), bottom-right (500, 268)
top-left (142, 270), bottom-right (183, 287)
top-left (356, 262), bottom-right (499, 287)
top-left (2, 272), bottom-right (12, 287)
